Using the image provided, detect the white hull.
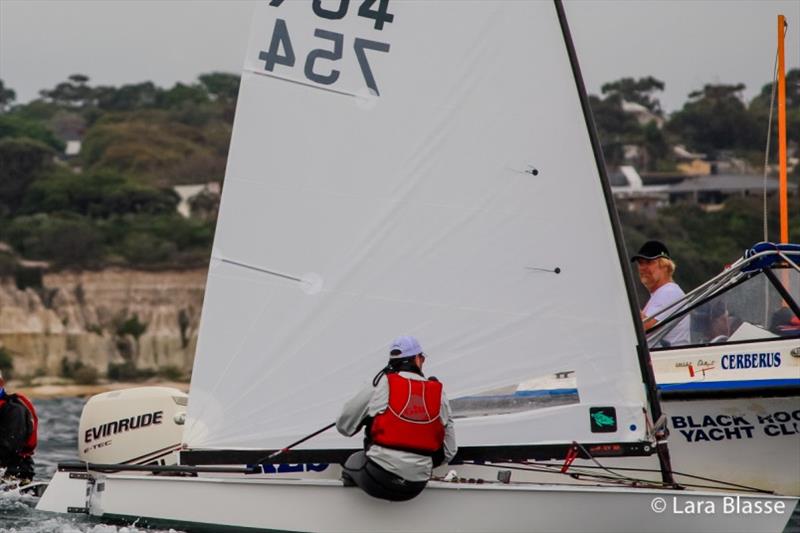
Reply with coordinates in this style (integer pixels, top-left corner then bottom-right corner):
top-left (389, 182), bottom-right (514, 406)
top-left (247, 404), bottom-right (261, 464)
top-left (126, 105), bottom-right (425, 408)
top-left (517, 355), bottom-right (800, 495)
top-left (661, 395), bottom-right (799, 495)
top-left (653, 337), bottom-right (800, 495)
top-left (38, 471), bottom-right (796, 533)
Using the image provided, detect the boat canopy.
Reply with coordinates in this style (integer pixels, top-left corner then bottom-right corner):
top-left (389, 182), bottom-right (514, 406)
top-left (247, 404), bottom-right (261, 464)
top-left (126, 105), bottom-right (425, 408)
top-left (743, 241), bottom-right (800, 272)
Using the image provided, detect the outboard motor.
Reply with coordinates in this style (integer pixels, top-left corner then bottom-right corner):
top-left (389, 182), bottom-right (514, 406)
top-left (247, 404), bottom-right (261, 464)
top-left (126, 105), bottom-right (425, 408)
top-left (78, 387), bottom-right (187, 466)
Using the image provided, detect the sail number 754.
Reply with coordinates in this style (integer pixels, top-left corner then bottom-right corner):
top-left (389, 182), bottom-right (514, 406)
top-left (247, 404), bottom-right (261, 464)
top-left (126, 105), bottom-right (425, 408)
top-left (259, 18), bottom-right (390, 96)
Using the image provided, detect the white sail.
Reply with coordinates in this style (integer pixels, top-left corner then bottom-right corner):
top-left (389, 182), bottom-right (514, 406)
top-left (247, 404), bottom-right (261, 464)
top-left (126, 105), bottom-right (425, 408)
top-left (185, 0), bottom-right (648, 451)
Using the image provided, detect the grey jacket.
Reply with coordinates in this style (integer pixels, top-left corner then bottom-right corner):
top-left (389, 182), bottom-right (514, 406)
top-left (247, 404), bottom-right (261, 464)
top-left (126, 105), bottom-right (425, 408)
top-left (336, 370), bottom-right (457, 482)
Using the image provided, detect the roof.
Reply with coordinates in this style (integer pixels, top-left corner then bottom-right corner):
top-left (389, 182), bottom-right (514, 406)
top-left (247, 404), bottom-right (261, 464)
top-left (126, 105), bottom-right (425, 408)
top-left (669, 174), bottom-right (798, 194)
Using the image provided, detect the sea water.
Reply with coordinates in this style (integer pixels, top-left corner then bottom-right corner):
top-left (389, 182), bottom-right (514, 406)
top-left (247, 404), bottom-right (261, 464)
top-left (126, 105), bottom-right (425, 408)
top-left (1, 397), bottom-right (798, 532)
top-left (0, 397), bottom-right (183, 533)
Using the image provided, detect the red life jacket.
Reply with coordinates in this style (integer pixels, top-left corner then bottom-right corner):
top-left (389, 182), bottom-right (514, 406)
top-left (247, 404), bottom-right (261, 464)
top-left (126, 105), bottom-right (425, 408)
top-left (370, 374), bottom-right (444, 455)
top-left (0, 393), bottom-right (38, 457)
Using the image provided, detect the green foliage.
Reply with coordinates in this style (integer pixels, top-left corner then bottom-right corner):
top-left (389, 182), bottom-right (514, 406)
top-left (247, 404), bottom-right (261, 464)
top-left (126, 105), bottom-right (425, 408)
top-left (749, 68), bottom-right (800, 160)
top-left (96, 213), bottom-right (213, 267)
top-left (601, 76), bottom-right (665, 114)
top-left (0, 79), bottom-right (16, 112)
top-left (198, 72), bottom-right (240, 103)
top-left (0, 251), bottom-right (16, 278)
top-left (157, 82), bottom-right (210, 109)
top-left (107, 361), bottom-right (156, 382)
top-left (0, 138), bottom-right (56, 215)
top-left (0, 114), bottom-right (63, 150)
top-left (667, 83), bottom-right (761, 156)
top-left (60, 357), bottom-right (98, 384)
top-left (115, 314), bottom-right (148, 340)
top-left (39, 73), bottom-right (94, 108)
top-left (178, 309), bottom-right (190, 349)
top-left (119, 233), bottom-right (177, 265)
top-left (4, 213), bottom-right (103, 268)
top-left (95, 82), bottom-right (159, 111)
top-left (80, 110), bottom-right (228, 184)
top-left (21, 171), bottom-right (179, 218)
top-left (0, 346), bottom-right (13, 379)
top-left (619, 196), bottom-right (800, 290)
top-left (589, 90), bottom-right (673, 170)
top-left (14, 266), bottom-right (43, 290)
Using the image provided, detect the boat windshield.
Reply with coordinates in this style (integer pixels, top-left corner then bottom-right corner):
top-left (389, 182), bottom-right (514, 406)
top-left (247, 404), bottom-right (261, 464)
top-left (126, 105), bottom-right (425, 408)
top-left (649, 266), bottom-right (800, 349)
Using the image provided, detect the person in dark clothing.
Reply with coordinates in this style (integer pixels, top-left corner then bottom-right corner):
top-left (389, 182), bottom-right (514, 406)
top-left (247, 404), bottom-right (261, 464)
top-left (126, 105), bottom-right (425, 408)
top-left (0, 370), bottom-right (38, 484)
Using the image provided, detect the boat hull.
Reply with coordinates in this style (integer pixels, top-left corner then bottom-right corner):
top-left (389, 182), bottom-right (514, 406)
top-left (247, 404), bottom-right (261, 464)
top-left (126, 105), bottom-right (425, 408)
top-left (38, 471), bottom-right (797, 533)
top-left (661, 395), bottom-right (799, 495)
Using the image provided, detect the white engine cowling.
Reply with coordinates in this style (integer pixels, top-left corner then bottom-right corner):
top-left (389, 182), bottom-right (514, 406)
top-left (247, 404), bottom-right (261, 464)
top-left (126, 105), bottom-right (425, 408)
top-left (78, 386), bottom-right (187, 466)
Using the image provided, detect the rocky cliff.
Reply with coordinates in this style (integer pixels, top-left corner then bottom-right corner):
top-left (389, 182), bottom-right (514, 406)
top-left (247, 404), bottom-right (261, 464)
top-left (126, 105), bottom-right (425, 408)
top-left (0, 269), bottom-right (206, 379)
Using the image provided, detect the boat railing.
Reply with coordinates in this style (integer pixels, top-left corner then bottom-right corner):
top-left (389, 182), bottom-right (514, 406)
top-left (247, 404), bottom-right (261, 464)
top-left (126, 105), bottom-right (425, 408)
top-left (643, 248), bottom-right (799, 344)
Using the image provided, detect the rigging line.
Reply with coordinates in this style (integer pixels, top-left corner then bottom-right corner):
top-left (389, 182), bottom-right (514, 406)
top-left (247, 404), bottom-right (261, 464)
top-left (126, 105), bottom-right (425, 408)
top-left (574, 441), bottom-right (680, 488)
top-left (219, 258), bottom-right (303, 283)
top-left (513, 461), bottom-right (774, 493)
top-left (763, 45), bottom-right (779, 243)
top-left (463, 462), bottom-right (772, 494)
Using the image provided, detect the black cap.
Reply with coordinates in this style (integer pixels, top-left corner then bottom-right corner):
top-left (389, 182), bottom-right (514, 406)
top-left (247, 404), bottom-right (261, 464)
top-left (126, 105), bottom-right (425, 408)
top-left (631, 240), bottom-right (671, 262)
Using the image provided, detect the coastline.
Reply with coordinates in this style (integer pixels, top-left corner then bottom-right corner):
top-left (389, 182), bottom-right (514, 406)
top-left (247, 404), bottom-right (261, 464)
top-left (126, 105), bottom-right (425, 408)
top-left (8, 379), bottom-right (190, 399)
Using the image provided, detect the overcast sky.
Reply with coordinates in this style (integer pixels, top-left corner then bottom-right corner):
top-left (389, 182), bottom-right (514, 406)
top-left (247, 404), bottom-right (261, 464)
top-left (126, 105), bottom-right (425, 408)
top-left (1, 0), bottom-right (798, 112)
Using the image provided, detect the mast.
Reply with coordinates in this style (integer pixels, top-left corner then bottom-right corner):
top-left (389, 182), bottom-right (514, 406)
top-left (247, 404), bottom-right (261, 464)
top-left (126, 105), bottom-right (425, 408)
top-left (553, 0), bottom-right (675, 485)
top-left (777, 15), bottom-right (788, 244)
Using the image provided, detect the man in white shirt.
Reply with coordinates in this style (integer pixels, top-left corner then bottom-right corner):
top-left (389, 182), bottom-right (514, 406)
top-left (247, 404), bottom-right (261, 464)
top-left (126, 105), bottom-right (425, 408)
top-left (631, 240), bottom-right (690, 347)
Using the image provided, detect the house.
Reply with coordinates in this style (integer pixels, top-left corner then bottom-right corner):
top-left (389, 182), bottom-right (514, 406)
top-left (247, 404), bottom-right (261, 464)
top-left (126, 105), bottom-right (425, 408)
top-left (668, 174), bottom-right (798, 207)
top-left (610, 166), bottom-right (670, 216)
top-left (65, 140), bottom-right (81, 157)
top-left (173, 182), bottom-right (221, 218)
top-left (621, 100), bottom-right (665, 128)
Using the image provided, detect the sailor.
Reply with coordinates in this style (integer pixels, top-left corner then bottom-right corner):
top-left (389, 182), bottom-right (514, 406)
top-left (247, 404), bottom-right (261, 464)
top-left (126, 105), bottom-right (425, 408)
top-left (336, 336), bottom-right (457, 501)
top-left (631, 240), bottom-right (690, 347)
top-left (0, 369), bottom-right (38, 484)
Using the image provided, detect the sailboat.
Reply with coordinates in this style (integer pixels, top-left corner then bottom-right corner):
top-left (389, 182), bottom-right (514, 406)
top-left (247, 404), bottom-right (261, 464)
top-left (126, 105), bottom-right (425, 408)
top-left (36, 1), bottom-right (796, 531)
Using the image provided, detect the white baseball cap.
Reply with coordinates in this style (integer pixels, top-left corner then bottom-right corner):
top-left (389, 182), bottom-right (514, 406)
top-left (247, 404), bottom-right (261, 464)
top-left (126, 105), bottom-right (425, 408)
top-left (389, 336), bottom-right (424, 359)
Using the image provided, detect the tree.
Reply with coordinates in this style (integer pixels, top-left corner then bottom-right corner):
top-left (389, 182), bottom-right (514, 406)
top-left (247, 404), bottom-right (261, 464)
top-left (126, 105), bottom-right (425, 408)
top-left (0, 80), bottom-right (16, 112)
top-left (39, 74), bottom-right (95, 108)
top-left (0, 114), bottom-right (64, 150)
top-left (749, 68), bottom-right (800, 161)
top-left (601, 76), bottom-right (665, 115)
top-left (667, 83), bottom-right (760, 156)
top-left (0, 138), bottom-right (55, 216)
top-left (95, 81), bottom-right (160, 111)
top-left (21, 171), bottom-right (180, 218)
top-left (4, 213), bottom-right (103, 268)
top-left (80, 111), bottom-right (228, 184)
top-left (157, 82), bottom-right (209, 109)
top-left (589, 94), bottom-right (641, 166)
top-left (198, 72), bottom-right (240, 103)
